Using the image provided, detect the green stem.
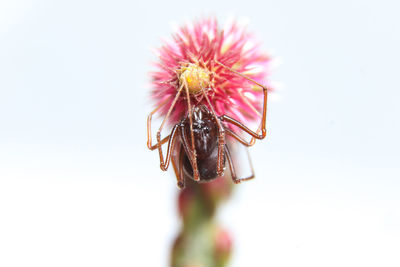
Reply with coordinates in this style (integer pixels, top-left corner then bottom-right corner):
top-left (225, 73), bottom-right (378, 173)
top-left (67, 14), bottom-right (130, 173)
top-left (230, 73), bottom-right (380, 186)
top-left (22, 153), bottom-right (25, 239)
top-left (171, 178), bottom-right (233, 267)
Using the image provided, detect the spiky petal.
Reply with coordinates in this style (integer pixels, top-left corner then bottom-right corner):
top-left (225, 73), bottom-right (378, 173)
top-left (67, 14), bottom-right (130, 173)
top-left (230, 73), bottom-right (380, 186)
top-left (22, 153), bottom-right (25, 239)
top-left (151, 18), bottom-right (272, 125)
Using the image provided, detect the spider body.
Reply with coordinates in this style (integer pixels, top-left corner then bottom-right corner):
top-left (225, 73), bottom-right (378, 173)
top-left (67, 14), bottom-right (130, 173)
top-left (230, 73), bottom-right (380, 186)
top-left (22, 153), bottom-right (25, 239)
top-left (181, 105), bottom-right (224, 182)
top-left (147, 60), bottom-right (269, 189)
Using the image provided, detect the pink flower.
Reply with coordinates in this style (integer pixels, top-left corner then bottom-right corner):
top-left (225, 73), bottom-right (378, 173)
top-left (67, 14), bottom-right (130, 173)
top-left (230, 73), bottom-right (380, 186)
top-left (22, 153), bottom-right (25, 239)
top-left (150, 17), bottom-right (272, 125)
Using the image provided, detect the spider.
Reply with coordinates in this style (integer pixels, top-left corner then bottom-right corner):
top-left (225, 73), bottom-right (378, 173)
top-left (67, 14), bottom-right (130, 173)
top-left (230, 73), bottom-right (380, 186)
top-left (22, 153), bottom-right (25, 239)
top-left (147, 60), bottom-right (268, 189)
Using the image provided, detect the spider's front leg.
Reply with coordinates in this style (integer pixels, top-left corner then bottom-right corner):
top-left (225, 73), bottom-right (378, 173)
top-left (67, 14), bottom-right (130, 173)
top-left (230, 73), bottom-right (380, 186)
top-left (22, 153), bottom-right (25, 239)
top-left (220, 113), bottom-right (266, 143)
top-left (170, 143), bottom-right (185, 189)
top-left (198, 85), bottom-right (225, 176)
top-left (147, 100), bottom-right (171, 150)
top-left (155, 125), bottom-right (180, 171)
top-left (179, 124), bottom-right (201, 181)
top-left (224, 144), bottom-right (255, 184)
top-left (215, 60), bottom-right (268, 144)
top-left (147, 82), bottom-right (185, 170)
top-left (182, 80), bottom-right (201, 181)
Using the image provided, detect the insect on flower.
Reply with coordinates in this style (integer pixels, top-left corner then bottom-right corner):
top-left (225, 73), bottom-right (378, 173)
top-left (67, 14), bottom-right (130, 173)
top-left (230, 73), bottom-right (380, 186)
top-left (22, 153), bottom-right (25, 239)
top-left (147, 18), bottom-right (272, 188)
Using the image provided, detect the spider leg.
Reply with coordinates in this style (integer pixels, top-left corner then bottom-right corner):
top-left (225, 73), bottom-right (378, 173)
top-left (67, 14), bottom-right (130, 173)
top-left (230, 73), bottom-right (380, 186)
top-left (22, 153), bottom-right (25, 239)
top-left (148, 136), bottom-right (170, 151)
top-left (183, 80), bottom-right (200, 181)
top-left (224, 144), bottom-right (237, 181)
top-left (225, 128), bottom-right (253, 147)
top-left (200, 80), bottom-right (225, 176)
top-left (238, 89), bottom-right (262, 146)
top-left (171, 142), bottom-right (185, 189)
top-left (155, 82), bottom-right (185, 150)
top-left (148, 83), bottom-right (185, 172)
top-left (158, 124), bottom-right (179, 171)
top-left (215, 60), bottom-right (268, 141)
top-left (147, 82), bottom-right (184, 152)
top-left (180, 124), bottom-right (200, 181)
top-left (147, 99), bottom-right (171, 150)
top-left (225, 144), bottom-right (255, 184)
top-left (220, 114), bottom-right (265, 140)
top-left (178, 145), bottom-right (186, 188)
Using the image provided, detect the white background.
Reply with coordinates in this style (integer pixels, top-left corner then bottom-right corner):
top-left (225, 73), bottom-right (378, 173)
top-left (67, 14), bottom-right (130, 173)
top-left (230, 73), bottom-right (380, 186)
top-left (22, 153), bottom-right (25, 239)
top-left (0, 0), bottom-right (399, 266)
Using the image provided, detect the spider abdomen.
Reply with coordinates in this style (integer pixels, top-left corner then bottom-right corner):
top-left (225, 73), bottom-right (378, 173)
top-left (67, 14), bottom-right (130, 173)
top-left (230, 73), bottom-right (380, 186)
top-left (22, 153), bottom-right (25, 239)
top-left (182, 145), bottom-right (226, 182)
top-left (181, 105), bottom-right (225, 182)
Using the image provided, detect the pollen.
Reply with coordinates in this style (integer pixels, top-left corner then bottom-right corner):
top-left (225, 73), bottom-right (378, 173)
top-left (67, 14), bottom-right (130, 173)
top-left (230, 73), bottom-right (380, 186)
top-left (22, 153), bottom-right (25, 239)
top-left (178, 64), bottom-right (210, 94)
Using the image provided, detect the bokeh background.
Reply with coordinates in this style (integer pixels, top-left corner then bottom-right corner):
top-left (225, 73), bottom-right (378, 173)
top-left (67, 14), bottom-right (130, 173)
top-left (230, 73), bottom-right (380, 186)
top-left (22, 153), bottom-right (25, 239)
top-left (0, 0), bottom-right (399, 266)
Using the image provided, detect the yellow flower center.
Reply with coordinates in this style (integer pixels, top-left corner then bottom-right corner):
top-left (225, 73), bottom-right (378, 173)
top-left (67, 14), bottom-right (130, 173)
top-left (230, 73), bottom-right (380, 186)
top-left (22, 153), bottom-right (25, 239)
top-left (178, 64), bottom-right (210, 94)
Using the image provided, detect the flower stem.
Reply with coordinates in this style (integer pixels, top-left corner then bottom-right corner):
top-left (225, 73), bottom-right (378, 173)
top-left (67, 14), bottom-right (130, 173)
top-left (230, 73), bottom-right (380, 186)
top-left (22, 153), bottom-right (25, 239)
top-left (171, 177), bottom-right (233, 267)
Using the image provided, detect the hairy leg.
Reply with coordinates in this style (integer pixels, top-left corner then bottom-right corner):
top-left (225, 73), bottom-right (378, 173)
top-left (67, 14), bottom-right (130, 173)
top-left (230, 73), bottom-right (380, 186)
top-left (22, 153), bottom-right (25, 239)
top-left (158, 124), bottom-right (180, 171)
top-left (225, 144), bottom-right (255, 184)
top-left (180, 124), bottom-right (200, 181)
top-left (199, 85), bottom-right (225, 176)
top-left (215, 60), bottom-right (268, 141)
top-left (147, 99), bottom-right (171, 150)
top-left (183, 80), bottom-right (200, 181)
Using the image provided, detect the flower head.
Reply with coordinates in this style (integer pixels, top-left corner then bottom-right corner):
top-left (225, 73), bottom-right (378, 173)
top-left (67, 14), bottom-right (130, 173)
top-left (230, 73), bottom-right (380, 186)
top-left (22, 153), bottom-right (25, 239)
top-left (151, 18), bottom-right (272, 125)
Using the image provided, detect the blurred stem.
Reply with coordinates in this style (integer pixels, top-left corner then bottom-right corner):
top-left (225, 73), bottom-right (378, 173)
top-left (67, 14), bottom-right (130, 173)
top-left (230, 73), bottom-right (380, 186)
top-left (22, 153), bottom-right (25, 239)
top-left (171, 178), bottom-right (233, 267)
